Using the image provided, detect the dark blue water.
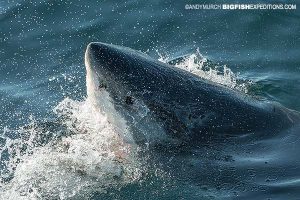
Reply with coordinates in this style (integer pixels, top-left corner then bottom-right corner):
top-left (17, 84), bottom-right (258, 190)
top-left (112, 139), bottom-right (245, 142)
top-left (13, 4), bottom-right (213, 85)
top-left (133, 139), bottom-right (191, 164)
top-left (0, 0), bottom-right (300, 199)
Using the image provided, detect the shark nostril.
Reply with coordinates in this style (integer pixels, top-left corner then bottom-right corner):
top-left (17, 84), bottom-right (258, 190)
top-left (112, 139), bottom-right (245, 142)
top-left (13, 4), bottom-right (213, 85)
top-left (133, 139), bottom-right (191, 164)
top-left (98, 79), bottom-right (107, 89)
top-left (98, 82), bottom-right (107, 90)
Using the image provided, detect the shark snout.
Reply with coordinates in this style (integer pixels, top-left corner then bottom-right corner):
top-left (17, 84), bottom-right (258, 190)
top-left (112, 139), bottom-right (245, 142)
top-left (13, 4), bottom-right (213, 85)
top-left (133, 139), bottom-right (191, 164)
top-left (85, 42), bottom-right (120, 76)
top-left (85, 42), bottom-right (108, 66)
top-left (85, 42), bottom-right (109, 78)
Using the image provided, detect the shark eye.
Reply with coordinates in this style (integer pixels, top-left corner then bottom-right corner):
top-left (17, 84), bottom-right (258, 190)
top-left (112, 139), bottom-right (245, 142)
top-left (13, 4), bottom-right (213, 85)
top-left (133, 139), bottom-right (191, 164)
top-left (125, 96), bottom-right (134, 105)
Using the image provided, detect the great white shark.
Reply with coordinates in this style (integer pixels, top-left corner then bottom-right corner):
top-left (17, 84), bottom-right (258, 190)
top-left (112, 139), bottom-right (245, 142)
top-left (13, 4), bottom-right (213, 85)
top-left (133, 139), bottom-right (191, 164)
top-left (84, 42), bottom-right (300, 148)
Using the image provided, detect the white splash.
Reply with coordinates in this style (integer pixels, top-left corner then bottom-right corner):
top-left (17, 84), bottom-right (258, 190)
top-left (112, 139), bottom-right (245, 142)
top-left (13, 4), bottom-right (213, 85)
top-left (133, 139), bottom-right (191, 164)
top-left (158, 49), bottom-right (251, 93)
top-left (0, 97), bottom-right (141, 200)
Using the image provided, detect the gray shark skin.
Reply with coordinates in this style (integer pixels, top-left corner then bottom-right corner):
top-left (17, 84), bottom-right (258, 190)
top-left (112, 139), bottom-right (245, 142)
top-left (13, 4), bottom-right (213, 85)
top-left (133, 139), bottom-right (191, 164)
top-left (85, 42), bottom-right (300, 147)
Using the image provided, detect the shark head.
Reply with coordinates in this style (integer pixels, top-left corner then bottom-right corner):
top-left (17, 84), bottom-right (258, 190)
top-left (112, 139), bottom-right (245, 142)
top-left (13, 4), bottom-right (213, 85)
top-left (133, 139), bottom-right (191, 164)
top-left (85, 42), bottom-right (180, 145)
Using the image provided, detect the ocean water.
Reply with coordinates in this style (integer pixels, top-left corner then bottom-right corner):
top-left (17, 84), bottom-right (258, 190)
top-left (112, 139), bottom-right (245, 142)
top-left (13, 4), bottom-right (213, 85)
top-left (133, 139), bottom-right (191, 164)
top-left (0, 0), bottom-right (300, 199)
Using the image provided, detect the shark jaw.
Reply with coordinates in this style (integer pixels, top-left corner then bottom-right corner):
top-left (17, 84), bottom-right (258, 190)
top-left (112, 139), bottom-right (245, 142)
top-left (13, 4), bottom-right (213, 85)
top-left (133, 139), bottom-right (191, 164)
top-left (85, 46), bottom-right (135, 145)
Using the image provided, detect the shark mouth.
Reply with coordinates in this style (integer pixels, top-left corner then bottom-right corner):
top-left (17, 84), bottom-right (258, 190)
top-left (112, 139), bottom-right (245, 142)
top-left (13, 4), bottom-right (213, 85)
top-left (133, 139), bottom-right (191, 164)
top-left (85, 48), bottom-right (135, 145)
